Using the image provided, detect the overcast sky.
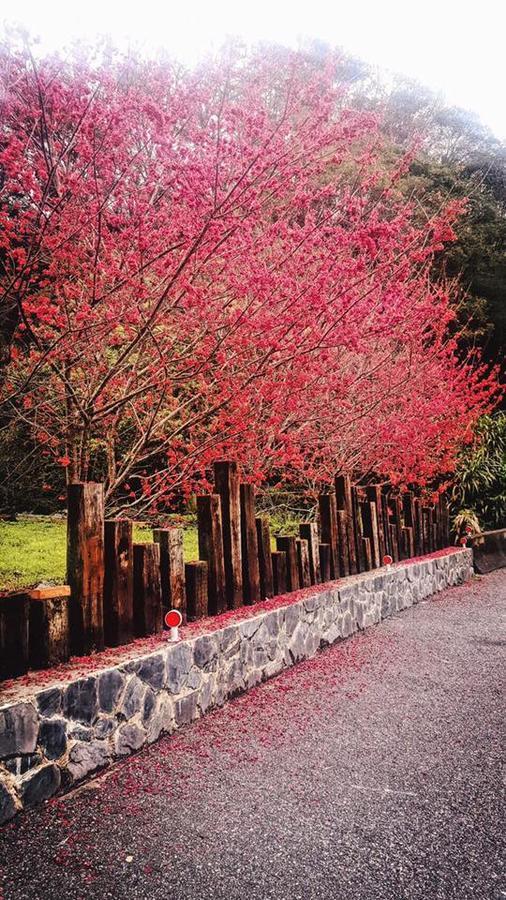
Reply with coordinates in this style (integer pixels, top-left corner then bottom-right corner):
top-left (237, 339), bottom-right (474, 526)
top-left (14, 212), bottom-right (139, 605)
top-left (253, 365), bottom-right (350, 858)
top-left (3, 0), bottom-right (505, 139)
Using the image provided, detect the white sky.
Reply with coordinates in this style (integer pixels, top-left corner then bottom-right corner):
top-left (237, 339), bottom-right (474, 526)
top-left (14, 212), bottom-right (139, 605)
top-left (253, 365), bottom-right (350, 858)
top-left (3, 0), bottom-right (506, 139)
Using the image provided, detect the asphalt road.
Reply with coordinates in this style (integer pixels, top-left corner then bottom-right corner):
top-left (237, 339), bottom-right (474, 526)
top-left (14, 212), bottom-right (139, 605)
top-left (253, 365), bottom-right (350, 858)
top-left (1, 570), bottom-right (505, 900)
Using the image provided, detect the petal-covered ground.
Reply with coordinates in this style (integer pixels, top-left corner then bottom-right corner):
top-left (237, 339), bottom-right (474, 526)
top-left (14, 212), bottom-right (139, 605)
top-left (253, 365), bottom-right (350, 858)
top-left (1, 570), bottom-right (504, 900)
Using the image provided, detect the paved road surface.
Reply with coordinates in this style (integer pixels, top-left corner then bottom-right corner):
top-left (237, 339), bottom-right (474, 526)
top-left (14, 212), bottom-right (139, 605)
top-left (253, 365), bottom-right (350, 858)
top-left (1, 570), bottom-right (504, 900)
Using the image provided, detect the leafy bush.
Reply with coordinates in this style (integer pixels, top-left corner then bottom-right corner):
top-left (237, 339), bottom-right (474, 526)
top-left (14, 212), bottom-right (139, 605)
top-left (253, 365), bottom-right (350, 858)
top-left (452, 412), bottom-right (506, 530)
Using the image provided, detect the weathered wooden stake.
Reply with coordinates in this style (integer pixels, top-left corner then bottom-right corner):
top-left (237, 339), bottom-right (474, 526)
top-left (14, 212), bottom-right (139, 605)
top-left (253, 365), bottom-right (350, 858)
top-left (67, 481), bottom-right (105, 654)
top-left (275, 536), bottom-right (299, 592)
top-left (335, 475), bottom-right (358, 575)
top-left (133, 543), bottom-right (162, 636)
top-left (440, 494), bottom-right (450, 547)
top-left (197, 494), bottom-right (227, 615)
top-left (366, 485), bottom-right (386, 562)
top-left (414, 498), bottom-right (424, 555)
top-left (104, 519), bottom-right (134, 646)
top-left (352, 487), bottom-right (365, 572)
top-left (381, 490), bottom-right (392, 559)
top-left (256, 517), bottom-right (274, 599)
top-left (361, 501), bottom-right (380, 568)
top-left (296, 538), bottom-right (311, 588)
top-left (318, 493), bottom-right (339, 579)
top-left (402, 526), bottom-right (415, 559)
top-left (389, 523), bottom-right (400, 562)
top-left (0, 593), bottom-right (29, 680)
top-left (240, 483), bottom-right (261, 605)
top-left (299, 523), bottom-right (321, 584)
top-left (154, 527), bottom-right (186, 621)
top-left (214, 461), bottom-right (243, 609)
top-left (185, 561), bottom-right (208, 621)
top-left (393, 496), bottom-right (404, 559)
top-left (271, 550), bottom-right (287, 595)
top-left (319, 543), bottom-right (331, 582)
top-left (361, 537), bottom-right (372, 571)
top-left (28, 587), bottom-right (70, 669)
top-left (336, 509), bottom-right (350, 576)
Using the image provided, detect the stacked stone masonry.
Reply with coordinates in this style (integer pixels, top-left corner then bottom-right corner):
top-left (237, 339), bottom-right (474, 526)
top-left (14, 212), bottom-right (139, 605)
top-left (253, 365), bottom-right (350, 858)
top-left (0, 548), bottom-right (473, 823)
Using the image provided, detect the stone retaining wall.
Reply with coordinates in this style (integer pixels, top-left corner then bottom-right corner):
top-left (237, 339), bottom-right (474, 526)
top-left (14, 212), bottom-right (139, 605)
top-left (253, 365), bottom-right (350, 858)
top-left (0, 548), bottom-right (473, 824)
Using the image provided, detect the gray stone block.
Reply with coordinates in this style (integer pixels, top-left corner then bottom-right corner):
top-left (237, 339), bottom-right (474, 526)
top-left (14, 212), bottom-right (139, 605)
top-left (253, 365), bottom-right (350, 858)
top-left (67, 740), bottom-right (110, 781)
top-left (142, 687), bottom-right (156, 724)
top-left (4, 753), bottom-right (42, 776)
top-left (220, 625), bottom-right (240, 659)
top-left (68, 724), bottom-right (92, 742)
top-left (174, 693), bottom-right (198, 726)
top-left (239, 617), bottom-right (262, 640)
top-left (19, 764), bottom-right (61, 807)
top-left (134, 654), bottom-right (166, 690)
top-left (63, 677), bottom-right (98, 725)
top-left (193, 635), bottom-right (218, 670)
top-left (114, 724), bottom-right (146, 756)
top-left (36, 688), bottom-right (61, 718)
top-left (98, 669), bottom-right (125, 712)
top-left (39, 719), bottom-right (67, 760)
top-left (166, 643), bottom-right (193, 693)
top-left (0, 779), bottom-right (17, 824)
top-left (119, 677), bottom-right (146, 719)
top-left (94, 716), bottom-right (115, 740)
top-left (198, 678), bottom-right (214, 714)
top-left (187, 666), bottom-right (203, 691)
top-left (284, 604), bottom-right (300, 636)
top-left (0, 703), bottom-right (38, 758)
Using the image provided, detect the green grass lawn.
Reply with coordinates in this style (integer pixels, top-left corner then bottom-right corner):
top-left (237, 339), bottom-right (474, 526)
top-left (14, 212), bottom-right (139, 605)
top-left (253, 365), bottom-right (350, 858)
top-left (0, 517), bottom-right (200, 592)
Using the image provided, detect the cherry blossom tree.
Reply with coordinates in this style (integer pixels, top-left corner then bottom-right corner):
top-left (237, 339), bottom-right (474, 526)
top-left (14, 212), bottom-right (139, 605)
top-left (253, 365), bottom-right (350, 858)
top-left (0, 37), bottom-right (498, 513)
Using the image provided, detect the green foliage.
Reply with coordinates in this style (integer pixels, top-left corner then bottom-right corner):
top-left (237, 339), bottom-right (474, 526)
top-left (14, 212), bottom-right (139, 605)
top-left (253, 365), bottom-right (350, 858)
top-left (452, 413), bottom-right (506, 530)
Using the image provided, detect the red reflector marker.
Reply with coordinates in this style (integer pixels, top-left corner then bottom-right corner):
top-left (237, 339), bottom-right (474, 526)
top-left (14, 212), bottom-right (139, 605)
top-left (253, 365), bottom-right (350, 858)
top-left (383, 554), bottom-right (393, 567)
top-left (165, 609), bottom-right (183, 642)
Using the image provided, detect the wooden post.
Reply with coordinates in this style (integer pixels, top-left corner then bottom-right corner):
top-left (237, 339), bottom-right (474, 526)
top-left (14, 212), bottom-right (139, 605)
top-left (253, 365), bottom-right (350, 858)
top-left (361, 501), bottom-right (380, 568)
top-left (319, 543), bottom-right (331, 582)
top-left (154, 527), bottom-right (186, 621)
top-left (67, 482), bottom-right (105, 654)
top-left (414, 498), bottom-right (424, 555)
top-left (296, 538), bottom-right (311, 588)
top-left (433, 499), bottom-right (441, 550)
top-left (336, 510), bottom-right (350, 576)
top-left (197, 494), bottom-right (227, 615)
top-left (381, 489), bottom-right (392, 558)
top-left (133, 543), bottom-right (162, 637)
top-left (393, 495), bottom-right (404, 559)
top-left (423, 506), bottom-right (434, 553)
top-left (185, 561), bottom-right (208, 621)
top-left (335, 475), bottom-right (358, 575)
top-left (390, 523), bottom-right (400, 562)
top-left (440, 494), bottom-right (450, 547)
top-left (28, 587), bottom-right (70, 669)
top-left (0, 593), bottom-right (29, 680)
top-left (318, 493), bottom-right (339, 579)
top-left (361, 537), bottom-right (372, 571)
top-left (240, 483), bottom-right (261, 605)
top-left (275, 537), bottom-right (299, 592)
top-left (214, 461), bottom-right (242, 610)
top-left (352, 486), bottom-right (365, 572)
top-left (402, 526), bottom-right (415, 559)
top-left (366, 485), bottom-right (386, 562)
top-left (104, 519), bottom-right (134, 647)
top-left (299, 523), bottom-right (321, 584)
top-left (256, 517), bottom-right (274, 599)
top-left (271, 550), bottom-right (287, 595)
